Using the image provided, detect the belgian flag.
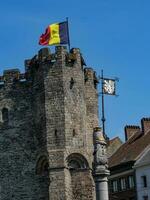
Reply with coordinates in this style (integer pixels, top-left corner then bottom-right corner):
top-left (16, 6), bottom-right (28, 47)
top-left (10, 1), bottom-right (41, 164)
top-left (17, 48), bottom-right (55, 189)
top-left (39, 21), bottom-right (69, 46)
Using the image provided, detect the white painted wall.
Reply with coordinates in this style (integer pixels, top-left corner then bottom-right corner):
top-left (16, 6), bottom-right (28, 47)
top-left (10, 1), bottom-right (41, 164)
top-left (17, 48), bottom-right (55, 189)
top-left (135, 165), bottom-right (150, 200)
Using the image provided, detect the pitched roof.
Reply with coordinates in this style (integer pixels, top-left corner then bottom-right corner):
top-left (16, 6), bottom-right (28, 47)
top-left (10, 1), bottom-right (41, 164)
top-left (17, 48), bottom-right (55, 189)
top-left (109, 136), bottom-right (122, 144)
top-left (107, 137), bottom-right (123, 158)
top-left (108, 130), bottom-right (150, 168)
top-left (134, 145), bottom-right (150, 168)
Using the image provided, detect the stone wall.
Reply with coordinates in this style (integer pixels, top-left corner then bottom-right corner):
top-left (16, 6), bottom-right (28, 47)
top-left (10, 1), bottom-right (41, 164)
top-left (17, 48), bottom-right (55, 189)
top-left (0, 46), bottom-right (99, 200)
top-left (0, 71), bottom-right (38, 200)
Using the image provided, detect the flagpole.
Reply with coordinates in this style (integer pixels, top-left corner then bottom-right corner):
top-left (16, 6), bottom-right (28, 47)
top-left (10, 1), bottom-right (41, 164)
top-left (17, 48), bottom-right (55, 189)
top-left (66, 17), bottom-right (71, 51)
top-left (101, 69), bottom-right (106, 138)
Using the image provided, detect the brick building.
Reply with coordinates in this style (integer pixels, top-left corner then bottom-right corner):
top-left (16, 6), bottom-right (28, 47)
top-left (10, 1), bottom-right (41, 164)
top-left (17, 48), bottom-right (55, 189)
top-left (0, 46), bottom-right (100, 200)
top-left (108, 118), bottom-right (150, 200)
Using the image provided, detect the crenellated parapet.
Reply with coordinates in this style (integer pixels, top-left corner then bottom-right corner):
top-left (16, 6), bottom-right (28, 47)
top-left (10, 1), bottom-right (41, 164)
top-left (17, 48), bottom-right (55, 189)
top-left (25, 46), bottom-right (85, 70)
top-left (84, 67), bottom-right (99, 89)
top-left (0, 69), bottom-right (26, 85)
top-left (23, 46), bottom-right (87, 84)
top-left (0, 47), bottom-right (90, 88)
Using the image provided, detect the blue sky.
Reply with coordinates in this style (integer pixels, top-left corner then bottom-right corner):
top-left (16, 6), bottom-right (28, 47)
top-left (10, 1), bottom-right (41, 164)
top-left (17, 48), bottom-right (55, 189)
top-left (0, 0), bottom-right (150, 140)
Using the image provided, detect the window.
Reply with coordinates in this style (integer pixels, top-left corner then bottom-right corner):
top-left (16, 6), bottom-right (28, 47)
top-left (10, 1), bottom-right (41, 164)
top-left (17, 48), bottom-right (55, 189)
top-left (129, 197), bottom-right (136, 200)
top-left (143, 196), bottom-right (148, 200)
top-left (112, 180), bottom-right (118, 192)
top-left (2, 108), bottom-right (9, 123)
top-left (36, 156), bottom-right (49, 200)
top-left (120, 178), bottom-right (126, 190)
top-left (69, 160), bottom-right (82, 169)
top-left (70, 77), bottom-right (75, 89)
top-left (36, 156), bottom-right (49, 176)
top-left (128, 175), bottom-right (135, 188)
top-left (141, 176), bottom-right (147, 188)
top-left (67, 153), bottom-right (89, 170)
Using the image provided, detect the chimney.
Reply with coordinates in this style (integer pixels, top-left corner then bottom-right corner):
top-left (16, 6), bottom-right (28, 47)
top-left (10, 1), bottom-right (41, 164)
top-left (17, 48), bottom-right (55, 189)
top-left (141, 118), bottom-right (150, 134)
top-left (124, 125), bottom-right (140, 141)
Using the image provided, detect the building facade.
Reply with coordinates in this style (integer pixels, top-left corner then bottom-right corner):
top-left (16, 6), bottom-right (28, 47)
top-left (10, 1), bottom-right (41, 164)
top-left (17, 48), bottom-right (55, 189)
top-left (108, 118), bottom-right (150, 200)
top-left (109, 162), bottom-right (136, 200)
top-left (0, 46), bottom-right (99, 200)
top-left (134, 146), bottom-right (150, 200)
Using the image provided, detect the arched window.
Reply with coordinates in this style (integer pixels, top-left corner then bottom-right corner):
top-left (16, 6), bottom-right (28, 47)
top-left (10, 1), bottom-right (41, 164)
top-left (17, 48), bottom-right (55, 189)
top-left (67, 153), bottom-right (89, 170)
top-left (69, 160), bottom-right (82, 169)
top-left (66, 154), bottom-right (94, 199)
top-left (36, 156), bottom-right (49, 176)
top-left (2, 108), bottom-right (9, 123)
top-left (36, 156), bottom-right (49, 200)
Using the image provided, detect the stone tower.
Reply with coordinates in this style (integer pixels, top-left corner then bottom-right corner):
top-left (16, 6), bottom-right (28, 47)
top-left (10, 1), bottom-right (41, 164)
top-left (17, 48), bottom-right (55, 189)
top-left (0, 46), bottom-right (99, 200)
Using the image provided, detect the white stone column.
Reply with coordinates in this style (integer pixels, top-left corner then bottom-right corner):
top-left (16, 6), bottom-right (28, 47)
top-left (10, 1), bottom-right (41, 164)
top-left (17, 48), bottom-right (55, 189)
top-left (94, 172), bottom-right (109, 200)
top-left (93, 127), bottom-right (110, 200)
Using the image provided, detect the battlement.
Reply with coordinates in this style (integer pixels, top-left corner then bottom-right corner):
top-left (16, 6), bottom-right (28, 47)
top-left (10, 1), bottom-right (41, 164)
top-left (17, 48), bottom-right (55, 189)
top-left (25, 46), bottom-right (86, 72)
top-left (0, 46), bottom-right (86, 85)
top-left (0, 69), bottom-right (26, 85)
top-left (84, 67), bottom-right (99, 89)
top-left (0, 46), bottom-right (99, 91)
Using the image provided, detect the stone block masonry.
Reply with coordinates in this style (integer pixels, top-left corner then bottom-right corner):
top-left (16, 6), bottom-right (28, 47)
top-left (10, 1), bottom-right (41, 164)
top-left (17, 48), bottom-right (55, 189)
top-left (0, 46), bottom-right (99, 200)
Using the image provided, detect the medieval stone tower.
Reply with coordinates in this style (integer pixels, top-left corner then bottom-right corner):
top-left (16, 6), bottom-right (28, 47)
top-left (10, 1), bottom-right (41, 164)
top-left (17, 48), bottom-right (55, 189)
top-left (0, 46), bottom-right (99, 200)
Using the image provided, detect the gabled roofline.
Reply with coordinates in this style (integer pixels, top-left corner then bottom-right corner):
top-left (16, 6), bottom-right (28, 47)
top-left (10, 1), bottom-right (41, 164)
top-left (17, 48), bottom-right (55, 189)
top-left (133, 145), bottom-right (150, 168)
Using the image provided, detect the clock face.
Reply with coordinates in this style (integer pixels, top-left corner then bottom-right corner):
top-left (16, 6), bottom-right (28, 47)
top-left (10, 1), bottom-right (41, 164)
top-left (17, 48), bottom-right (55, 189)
top-left (103, 79), bottom-right (115, 95)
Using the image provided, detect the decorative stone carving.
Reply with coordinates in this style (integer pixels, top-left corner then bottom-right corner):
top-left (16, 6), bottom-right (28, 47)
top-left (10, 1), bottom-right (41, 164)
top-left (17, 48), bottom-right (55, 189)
top-left (93, 127), bottom-right (108, 170)
top-left (93, 127), bottom-right (110, 200)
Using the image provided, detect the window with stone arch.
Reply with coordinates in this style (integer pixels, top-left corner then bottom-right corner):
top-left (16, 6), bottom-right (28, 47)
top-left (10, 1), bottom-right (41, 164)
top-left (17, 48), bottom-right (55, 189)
top-left (36, 155), bottom-right (49, 176)
top-left (66, 153), bottom-right (94, 199)
top-left (1, 107), bottom-right (9, 123)
top-left (67, 153), bottom-right (89, 170)
top-left (36, 155), bottom-right (49, 200)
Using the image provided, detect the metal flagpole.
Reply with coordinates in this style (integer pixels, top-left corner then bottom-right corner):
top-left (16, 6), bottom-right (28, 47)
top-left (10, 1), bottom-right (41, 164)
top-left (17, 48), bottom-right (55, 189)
top-left (66, 17), bottom-right (71, 51)
top-left (101, 69), bottom-right (106, 139)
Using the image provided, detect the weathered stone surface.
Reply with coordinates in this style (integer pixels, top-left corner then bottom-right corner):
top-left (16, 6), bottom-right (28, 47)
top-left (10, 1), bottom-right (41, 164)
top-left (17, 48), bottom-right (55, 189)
top-left (0, 46), bottom-right (99, 200)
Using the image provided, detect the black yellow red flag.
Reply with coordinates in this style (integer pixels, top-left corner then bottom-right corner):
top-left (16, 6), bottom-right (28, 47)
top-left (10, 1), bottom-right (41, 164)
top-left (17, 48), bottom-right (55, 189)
top-left (39, 21), bottom-right (69, 46)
